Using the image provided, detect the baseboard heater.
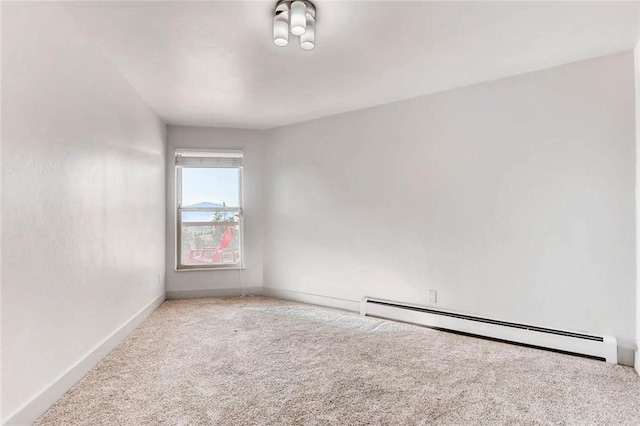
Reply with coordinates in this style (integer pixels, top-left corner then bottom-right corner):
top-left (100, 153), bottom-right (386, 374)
top-left (360, 297), bottom-right (617, 364)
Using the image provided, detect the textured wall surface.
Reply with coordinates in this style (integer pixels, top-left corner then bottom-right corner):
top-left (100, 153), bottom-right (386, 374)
top-left (264, 52), bottom-right (636, 356)
top-left (1, 3), bottom-right (166, 421)
top-left (165, 126), bottom-right (264, 294)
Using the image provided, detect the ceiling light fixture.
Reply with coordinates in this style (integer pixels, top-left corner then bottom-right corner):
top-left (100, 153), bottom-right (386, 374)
top-left (273, 0), bottom-right (316, 50)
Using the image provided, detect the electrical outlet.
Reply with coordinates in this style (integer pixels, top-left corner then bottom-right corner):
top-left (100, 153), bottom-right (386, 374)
top-left (428, 290), bottom-right (437, 304)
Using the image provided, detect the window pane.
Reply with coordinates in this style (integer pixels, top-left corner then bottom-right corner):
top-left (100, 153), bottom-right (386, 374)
top-left (180, 216), bottom-right (240, 266)
top-left (181, 167), bottom-right (240, 208)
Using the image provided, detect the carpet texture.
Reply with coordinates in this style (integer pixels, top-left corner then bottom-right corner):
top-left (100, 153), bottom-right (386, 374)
top-left (37, 297), bottom-right (640, 425)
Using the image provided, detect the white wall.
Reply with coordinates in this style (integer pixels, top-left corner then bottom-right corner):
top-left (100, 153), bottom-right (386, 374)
top-left (1, 3), bottom-right (166, 422)
top-left (635, 43), bottom-right (640, 374)
top-left (165, 126), bottom-right (264, 297)
top-left (263, 52), bottom-right (637, 362)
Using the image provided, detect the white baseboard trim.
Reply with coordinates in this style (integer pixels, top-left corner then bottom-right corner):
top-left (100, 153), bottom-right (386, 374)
top-left (262, 287), bottom-right (360, 313)
top-left (166, 286), bottom-right (263, 299)
top-left (635, 350), bottom-right (639, 375)
top-left (4, 292), bottom-right (166, 425)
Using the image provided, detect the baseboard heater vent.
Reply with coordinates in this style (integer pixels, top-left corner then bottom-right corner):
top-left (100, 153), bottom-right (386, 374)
top-left (360, 297), bottom-right (617, 364)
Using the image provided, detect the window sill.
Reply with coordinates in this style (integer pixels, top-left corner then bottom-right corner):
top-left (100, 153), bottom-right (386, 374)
top-left (174, 266), bottom-right (244, 272)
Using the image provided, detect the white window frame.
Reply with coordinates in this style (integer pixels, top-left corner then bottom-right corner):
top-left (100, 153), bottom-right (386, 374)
top-left (175, 149), bottom-right (244, 271)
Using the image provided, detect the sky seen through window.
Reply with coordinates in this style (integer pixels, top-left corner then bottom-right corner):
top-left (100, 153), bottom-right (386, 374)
top-left (181, 167), bottom-right (240, 208)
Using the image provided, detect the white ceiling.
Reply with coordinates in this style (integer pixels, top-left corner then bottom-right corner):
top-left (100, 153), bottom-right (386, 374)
top-left (61, 1), bottom-right (640, 129)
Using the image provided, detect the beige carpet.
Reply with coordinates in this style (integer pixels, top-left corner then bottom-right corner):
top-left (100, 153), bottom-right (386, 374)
top-left (37, 296), bottom-right (640, 425)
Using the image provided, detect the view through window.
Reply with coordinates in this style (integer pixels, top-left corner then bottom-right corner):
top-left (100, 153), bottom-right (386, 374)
top-left (176, 150), bottom-right (243, 269)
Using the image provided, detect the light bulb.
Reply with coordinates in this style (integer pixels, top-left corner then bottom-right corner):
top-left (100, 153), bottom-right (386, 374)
top-left (290, 1), bottom-right (307, 36)
top-left (300, 13), bottom-right (315, 50)
top-left (273, 11), bottom-right (289, 47)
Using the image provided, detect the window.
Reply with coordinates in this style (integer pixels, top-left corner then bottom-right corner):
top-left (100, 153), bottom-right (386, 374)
top-left (175, 149), bottom-right (243, 270)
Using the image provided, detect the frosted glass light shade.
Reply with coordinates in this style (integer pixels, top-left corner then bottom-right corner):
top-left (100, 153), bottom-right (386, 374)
top-left (273, 11), bottom-right (289, 47)
top-left (300, 14), bottom-right (315, 50)
top-left (290, 1), bottom-right (307, 36)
